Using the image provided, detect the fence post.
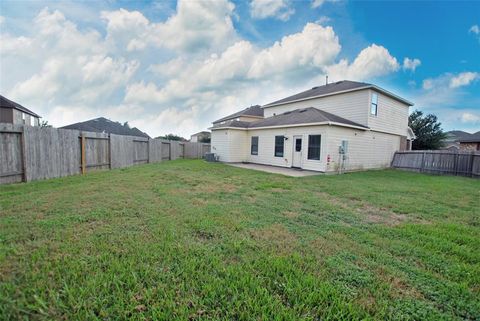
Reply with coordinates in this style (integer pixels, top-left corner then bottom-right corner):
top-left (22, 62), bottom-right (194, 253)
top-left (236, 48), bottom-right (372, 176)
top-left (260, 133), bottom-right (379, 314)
top-left (453, 151), bottom-right (459, 176)
top-left (21, 126), bottom-right (28, 182)
top-left (470, 151), bottom-right (475, 178)
top-left (81, 133), bottom-right (86, 175)
top-left (108, 134), bottom-right (112, 169)
top-left (147, 139), bottom-right (151, 163)
top-left (420, 151), bottom-right (426, 172)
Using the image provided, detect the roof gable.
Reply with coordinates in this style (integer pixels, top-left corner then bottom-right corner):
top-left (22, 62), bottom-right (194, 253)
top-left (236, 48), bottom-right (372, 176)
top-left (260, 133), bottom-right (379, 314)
top-left (60, 117), bottom-right (150, 138)
top-left (0, 95), bottom-right (41, 118)
top-left (213, 105), bottom-right (263, 123)
top-left (211, 107), bottom-right (369, 130)
top-left (263, 80), bottom-right (413, 107)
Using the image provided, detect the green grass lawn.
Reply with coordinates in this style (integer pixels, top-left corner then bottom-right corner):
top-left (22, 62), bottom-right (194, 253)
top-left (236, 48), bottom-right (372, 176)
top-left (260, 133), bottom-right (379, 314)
top-left (0, 160), bottom-right (479, 320)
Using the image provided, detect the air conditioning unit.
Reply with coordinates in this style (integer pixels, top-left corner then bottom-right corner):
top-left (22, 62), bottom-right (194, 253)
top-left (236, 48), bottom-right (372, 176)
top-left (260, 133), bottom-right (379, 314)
top-left (205, 153), bottom-right (219, 162)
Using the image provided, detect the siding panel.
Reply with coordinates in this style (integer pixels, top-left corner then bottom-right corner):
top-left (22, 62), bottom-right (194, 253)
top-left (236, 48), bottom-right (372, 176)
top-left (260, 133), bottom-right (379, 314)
top-left (263, 90), bottom-right (370, 126)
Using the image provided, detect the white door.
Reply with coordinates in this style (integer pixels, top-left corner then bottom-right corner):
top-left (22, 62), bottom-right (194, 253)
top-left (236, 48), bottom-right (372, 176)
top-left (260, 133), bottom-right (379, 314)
top-left (292, 135), bottom-right (302, 168)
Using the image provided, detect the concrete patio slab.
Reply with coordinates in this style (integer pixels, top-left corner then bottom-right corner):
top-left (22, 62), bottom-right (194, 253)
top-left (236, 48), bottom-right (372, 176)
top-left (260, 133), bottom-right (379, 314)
top-left (227, 163), bottom-right (322, 177)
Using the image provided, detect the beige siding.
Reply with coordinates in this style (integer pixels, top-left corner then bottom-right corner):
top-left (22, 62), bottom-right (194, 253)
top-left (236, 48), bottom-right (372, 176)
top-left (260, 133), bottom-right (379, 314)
top-left (367, 89), bottom-right (409, 136)
top-left (325, 126), bottom-right (400, 172)
top-left (211, 130), bottom-right (230, 161)
top-left (214, 125), bottom-right (402, 172)
top-left (263, 90), bottom-right (370, 126)
top-left (211, 129), bottom-right (248, 162)
top-left (247, 126), bottom-right (329, 171)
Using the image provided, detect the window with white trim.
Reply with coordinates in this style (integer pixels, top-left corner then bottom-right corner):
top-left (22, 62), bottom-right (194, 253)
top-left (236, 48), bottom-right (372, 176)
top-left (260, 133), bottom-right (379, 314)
top-left (251, 136), bottom-right (258, 155)
top-left (307, 135), bottom-right (321, 160)
top-left (370, 93), bottom-right (378, 116)
top-left (274, 136), bottom-right (284, 157)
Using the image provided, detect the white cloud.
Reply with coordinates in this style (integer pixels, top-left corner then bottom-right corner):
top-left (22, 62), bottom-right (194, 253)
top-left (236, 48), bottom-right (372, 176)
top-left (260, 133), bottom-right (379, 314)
top-left (461, 112), bottom-right (480, 124)
top-left (403, 57), bottom-right (421, 72)
top-left (0, 16), bottom-right (4, 24)
top-left (325, 44), bottom-right (399, 81)
top-left (250, 0), bottom-right (295, 21)
top-left (315, 16), bottom-right (331, 25)
top-left (101, 0), bottom-right (237, 52)
top-left (248, 23), bottom-right (340, 79)
top-left (470, 25), bottom-right (480, 42)
top-left (5, 8), bottom-right (138, 112)
top-left (422, 72), bottom-right (479, 91)
top-left (311, 0), bottom-right (340, 9)
top-left (449, 72), bottom-right (479, 88)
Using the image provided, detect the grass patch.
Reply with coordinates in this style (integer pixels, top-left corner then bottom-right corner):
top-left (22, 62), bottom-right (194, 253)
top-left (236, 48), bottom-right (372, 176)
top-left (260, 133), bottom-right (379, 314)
top-left (0, 160), bottom-right (479, 320)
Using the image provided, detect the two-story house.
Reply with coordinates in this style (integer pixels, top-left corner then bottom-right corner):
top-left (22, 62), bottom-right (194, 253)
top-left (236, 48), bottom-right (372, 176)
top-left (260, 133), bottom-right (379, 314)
top-left (0, 95), bottom-right (41, 126)
top-left (210, 80), bottom-right (415, 173)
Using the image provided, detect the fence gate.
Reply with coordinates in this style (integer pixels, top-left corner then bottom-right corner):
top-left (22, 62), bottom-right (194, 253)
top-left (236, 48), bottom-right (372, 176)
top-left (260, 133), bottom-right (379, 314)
top-left (0, 126), bottom-right (24, 184)
top-left (133, 139), bottom-right (149, 164)
top-left (161, 142), bottom-right (171, 160)
top-left (179, 143), bottom-right (185, 158)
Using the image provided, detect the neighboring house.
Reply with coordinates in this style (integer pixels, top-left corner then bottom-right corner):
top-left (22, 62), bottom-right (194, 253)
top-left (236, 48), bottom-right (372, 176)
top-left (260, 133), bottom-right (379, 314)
top-left (457, 132), bottom-right (480, 151)
top-left (210, 80), bottom-right (415, 173)
top-left (0, 95), bottom-right (41, 126)
top-left (443, 130), bottom-right (480, 151)
top-left (61, 117), bottom-right (150, 138)
top-left (442, 130), bottom-right (469, 150)
top-left (190, 131), bottom-right (211, 143)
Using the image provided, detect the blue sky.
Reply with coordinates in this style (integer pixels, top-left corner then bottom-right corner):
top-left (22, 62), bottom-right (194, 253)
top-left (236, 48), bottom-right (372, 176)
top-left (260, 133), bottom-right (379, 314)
top-left (0, 0), bottom-right (479, 136)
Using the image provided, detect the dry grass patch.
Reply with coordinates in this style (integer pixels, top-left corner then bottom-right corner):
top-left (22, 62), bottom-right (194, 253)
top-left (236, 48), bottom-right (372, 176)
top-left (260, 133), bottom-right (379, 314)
top-left (250, 224), bottom-right (297, 254)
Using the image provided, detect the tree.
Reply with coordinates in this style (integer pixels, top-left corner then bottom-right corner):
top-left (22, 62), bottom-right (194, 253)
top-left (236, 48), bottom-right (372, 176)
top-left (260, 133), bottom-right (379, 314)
top-left (155, 134), bottom-right (187, 141)
top-left (408, 110), bottom-right (447, 150)
top-left (39, 120), bottom-right (52, 128)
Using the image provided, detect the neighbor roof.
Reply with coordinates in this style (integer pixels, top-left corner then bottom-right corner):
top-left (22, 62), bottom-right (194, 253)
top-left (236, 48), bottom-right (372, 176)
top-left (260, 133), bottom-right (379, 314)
top-left (191, 131), bottom-right (210, 136)
top-left (263, 80), bottom-right (413, 107)
top-left (457, 131), bottom-right (480, 143)
top-left (0, 95), bottom-right (41, 118)
top-left (213, 105), bottom-right (264, 123)
top-left (60, 117), bottom-right (150, 138)
top-left (211, 107), bottom-right (369, 130)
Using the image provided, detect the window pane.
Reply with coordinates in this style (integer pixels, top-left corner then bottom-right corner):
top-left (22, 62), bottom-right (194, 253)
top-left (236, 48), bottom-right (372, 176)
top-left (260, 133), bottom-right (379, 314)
top-left (308, 135), bottom-right (321, 160)
top-left (251, 136), bottom-right (258, 155)
top-left (371, 93), bottom-right (378, 115)
top-left (295, 138), bottom-right (302, 152)
top-left (274, 136), bottom-right (284, 157)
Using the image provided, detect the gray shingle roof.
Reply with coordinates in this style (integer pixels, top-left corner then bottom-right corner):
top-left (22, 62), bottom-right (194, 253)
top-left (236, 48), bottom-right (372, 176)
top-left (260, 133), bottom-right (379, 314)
top-left (457, 131), bottom-right (480, 143)
top-left (60, 117), bottom-right (150, 138)
top-left (213, 105), bottom-right (263, 123)
top-left (211, 107), bottom-right (369, 130)
top-left (263, 80), bottom-right (413, 107)
top-left (0, 95), bottom-right (41, 118)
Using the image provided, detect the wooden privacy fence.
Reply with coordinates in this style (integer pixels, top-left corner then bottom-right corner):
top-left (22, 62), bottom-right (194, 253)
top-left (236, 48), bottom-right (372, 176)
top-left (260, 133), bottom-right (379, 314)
top-left (391, 150), bottom-right (480, 178)
top-left (0, 124), bottom-right (210, 185)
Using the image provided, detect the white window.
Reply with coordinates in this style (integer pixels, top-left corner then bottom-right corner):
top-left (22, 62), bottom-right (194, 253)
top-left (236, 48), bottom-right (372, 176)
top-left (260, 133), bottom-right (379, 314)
top-left (22, 112), bottom-right (26, 124)
top-left (370, 93), bottom-right (378, 116)
top-left (30, 117), bottom-right (35, 126)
